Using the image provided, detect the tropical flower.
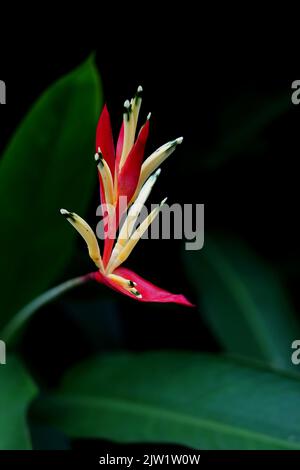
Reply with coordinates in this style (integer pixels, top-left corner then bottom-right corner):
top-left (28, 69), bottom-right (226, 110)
top-left (60, 86), bottom-right (193, 306)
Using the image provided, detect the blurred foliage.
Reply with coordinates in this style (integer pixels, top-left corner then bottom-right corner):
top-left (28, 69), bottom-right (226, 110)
top-left (64, 298), bottom-right (123, 352)
top-left (185, 235), bottom-right (300, 371)
top-left (199, 90), bottom-right (291, 168)
top-left (30, 425), bottom-right (70, 450)
top-left (0, 56), bottom-right (102, 328)
top-left (32, 351), bottom-right (300, 450)
top-left (0, 59), bottom-right (300, 452)
top-left (0, 356), bottom-right (36, 449)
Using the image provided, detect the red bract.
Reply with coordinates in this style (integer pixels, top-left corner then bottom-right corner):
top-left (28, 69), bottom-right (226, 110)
top-left (60, 86), bottom-right (193, 307)
top-left (118, 119), bottom-right (150, 202)
top-left (96, 104), bottom-right (115, 177)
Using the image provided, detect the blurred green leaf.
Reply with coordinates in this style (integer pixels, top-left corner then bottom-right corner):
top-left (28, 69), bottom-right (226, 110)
top-left (0, 56), bottom-right (102, 327)
top-left (33, 352), bottom-right (300, 449)
top-left (64, 298), bottom-right (123, 351)
top-left (202, 91), bottom-right (290, 168)
top-left (185, 236), bottom-right (300, 370)
top-left (30, 425), bottom-right (70, 450)
top-left (0, 356), bottom-right (36, 449)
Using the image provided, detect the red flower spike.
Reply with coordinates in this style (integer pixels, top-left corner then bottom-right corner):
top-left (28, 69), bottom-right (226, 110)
top-left (118, 118), bottom-right (150, 202)
top-left (96, 104), bottom-right (115, 177)
top-left (92, 268), bottom-right (194, 306)
top-left (61, 86), bottom-right (193, 307)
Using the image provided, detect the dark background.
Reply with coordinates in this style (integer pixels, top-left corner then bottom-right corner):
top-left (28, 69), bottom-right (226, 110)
top-left (1, 31), bottom-right (299, 448)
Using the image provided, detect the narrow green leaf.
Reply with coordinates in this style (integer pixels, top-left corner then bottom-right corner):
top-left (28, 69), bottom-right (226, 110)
top-left (33, 352), bottom-right (300, 449)
top-left (0, 57), bottom-right (102, 327)
top-left (0, 357), bottom-right (37, 449)
top-left (185, 236), bottom-right (300, 370)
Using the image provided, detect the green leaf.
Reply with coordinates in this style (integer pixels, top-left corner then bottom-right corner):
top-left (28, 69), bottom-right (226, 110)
top-left (0, 57), bottom-right (102, 327)
top-left (33, 352), bottom-right (300, 449)
top-left (201, 90), bottom-right (290, 168)
top-left (185, 236), bottom-right (300, 370)
top-left (0, 356), bottom-right (37, 449)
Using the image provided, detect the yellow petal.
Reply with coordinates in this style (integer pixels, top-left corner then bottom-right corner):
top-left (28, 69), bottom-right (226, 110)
top-left (107, 273), bottom-right (142, 297)
top-left (131, 137), bottom-right (183, 202)
top-left (107, 273), bottom-right (136, 288)
top-left (118, 168), bottom-right (161, 243)
top-left (119, 87), bottom-right (144, 170)
top-left (131, 85), bottom-right (143, 130)
top-left (60, 209), bottom-right (104, 272)
top-left (95, 151), bottom-right (115, 208)
top-left (119, 100), bottom-right (135, 169)
top-left (107, 197), bottom-right (167, 273)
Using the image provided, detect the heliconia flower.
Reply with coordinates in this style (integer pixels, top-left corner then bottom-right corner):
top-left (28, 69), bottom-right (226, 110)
top-left (60, 86), bottom-right (193, 307)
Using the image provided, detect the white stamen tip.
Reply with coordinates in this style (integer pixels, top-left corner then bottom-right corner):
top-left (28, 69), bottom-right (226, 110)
top-left (176, 137), bottom-right (184, 144)
top-left (131, 288), bottom-right (142, 298)
top-left (124, 99), bottom-right (130, 109)
top-left (60, 209), bottom-right (69, 215)
top-left (155, 168), bottom-right (161, 177)
top-left (161, 197), bottom-right (168, 206)
top-left (137, 85), bottom-right (143, 93)
top-left (147, 112), bottom-right (151, 120)
top-left (94, 153), bottom-right (100, 162)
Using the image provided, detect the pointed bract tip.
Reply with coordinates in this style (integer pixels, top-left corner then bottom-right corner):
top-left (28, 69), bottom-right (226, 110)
top-left (60, 208), bottom-right (69, 216)
top-left (147, 112), bottom-right (151, 121)
top-left (170, 137), bottom-right (183, 147)
top-left (124, 99), bottom-right (130, 109)
top-left (60, 209), bottom-right (76, 222)
top-left (95, 150), bottom-right (104, 165)
top-left (136, 85), bottom-right (143, 99)
top-left (131, 288), bottom-right (142, 298)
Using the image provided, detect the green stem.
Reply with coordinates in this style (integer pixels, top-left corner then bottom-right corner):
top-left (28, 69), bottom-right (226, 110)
top-left (1, 274), bottom-right (91, 346)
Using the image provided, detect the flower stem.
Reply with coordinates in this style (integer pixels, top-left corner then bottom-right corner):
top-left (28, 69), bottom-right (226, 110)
top-left (1, 274), bottom-right (91, 346)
